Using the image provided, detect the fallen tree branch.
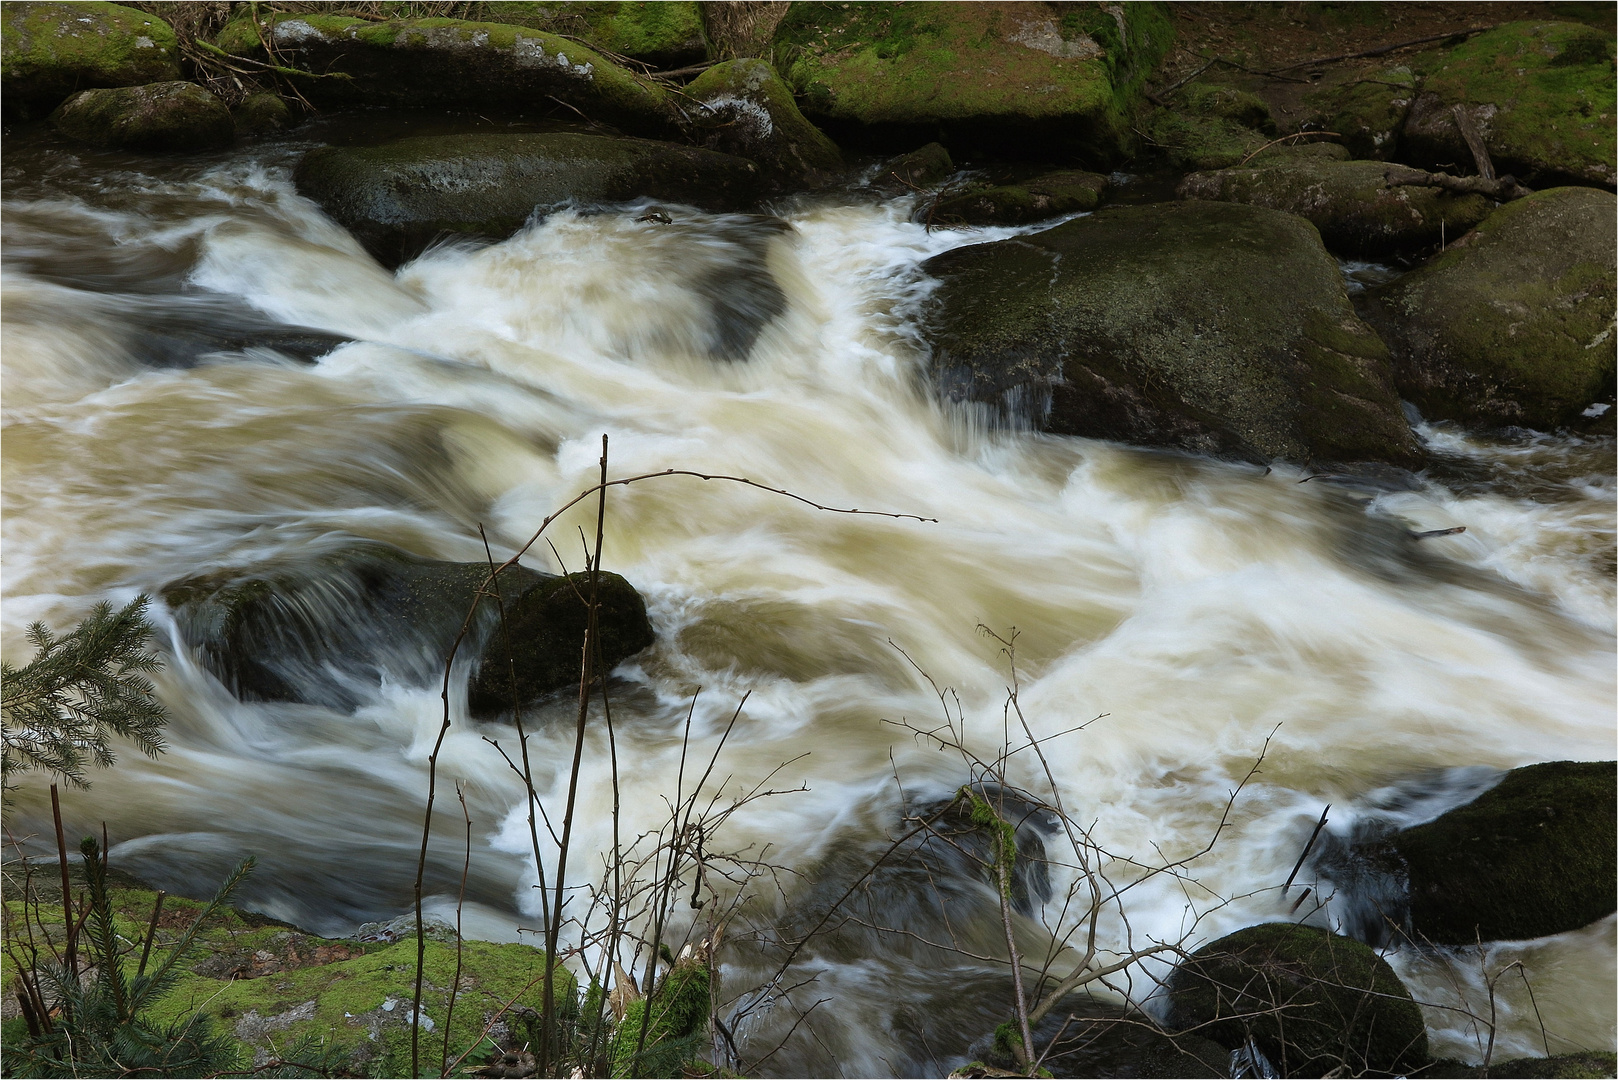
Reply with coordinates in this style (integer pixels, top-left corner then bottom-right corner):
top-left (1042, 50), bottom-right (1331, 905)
top-left (1266, 25), bottom-right (1497, 74)
top-left (1383, 164), bottom-right (1532, 201)
top-left (1238, 130), bottom-right (1342, 166)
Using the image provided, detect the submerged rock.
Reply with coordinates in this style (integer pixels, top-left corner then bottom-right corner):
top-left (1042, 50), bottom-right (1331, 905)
top-left (1389, 760), bottom-right (1617, 944)
top-left (1399, 21), bottom-right (1616, 188)
top-left (923, 200), bottom-right (1422, 466)
top-left (930, 170), bottom-right (1108, 226)
top-left (1177, 156), bottom-right (1492, 256)
top-left (1359, 186), bottom-right (1617, 429)
top-left (685, 58), bottom-right (843, 187)
top-left (51, 80), bottom-right (234, 152)
top-left (772, 1), bottom-right (1173, 162)
top-left (1, 1), bottom-right (181, 120)
top-left (293, 131), bottom-right (763, 265)
top-left (164, 543), bottom-right (655, 716)
top-left (1167, 922), bottom-right (1429, 1077)
top-left (214, 12), bottom-right (678, 137)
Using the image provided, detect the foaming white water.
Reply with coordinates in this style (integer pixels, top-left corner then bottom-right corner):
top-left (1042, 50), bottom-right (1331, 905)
top-left (3, 159), bottom-right (1613, 1074)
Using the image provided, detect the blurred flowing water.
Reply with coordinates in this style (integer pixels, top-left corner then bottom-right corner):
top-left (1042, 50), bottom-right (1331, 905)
top-left (3, 131), bottom-right (1613, 1075)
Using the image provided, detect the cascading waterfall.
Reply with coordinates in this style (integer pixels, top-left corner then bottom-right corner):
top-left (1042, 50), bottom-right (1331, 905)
top-left (3, 135), bottom-right (1613, 1076)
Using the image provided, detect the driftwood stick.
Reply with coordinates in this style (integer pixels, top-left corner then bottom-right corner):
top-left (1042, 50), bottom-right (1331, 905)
top-left (1451, 104), bottom-right (1496, 181)
top-left (1266, 26), bottom-right (1495, 74)
top-left (1384, 165), bottom-right (1531, 201)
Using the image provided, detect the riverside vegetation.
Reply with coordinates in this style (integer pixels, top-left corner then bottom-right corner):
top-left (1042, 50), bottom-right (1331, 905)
top-left (2, 1), bottom-right (1616, 1077)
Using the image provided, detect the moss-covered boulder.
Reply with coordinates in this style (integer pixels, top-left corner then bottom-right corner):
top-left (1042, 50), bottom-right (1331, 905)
top-left (1304, 64), bottom-right (1419, 161)
top-left (685, 58), bottom-right (843, 186)
top-left (1144, 81), bottom-right (1275, 171)
top-left (483, 1), bottom-right (707, 68)
top-left (293, 131), bottom-right (763, 265)
top-left (923, 200), bottom-right (1422, 465)
top-left (772, 1), bottom-right (1173, 162)
top-left (233, 91), bottom-right (291, 134)
top-left (1359, 186), bottom-right (1617, 429)
top-left (609, 954), bottom-right (710, 1078)
top-left (49, 80), bottom-right (234, 152)
top-left (1177, 157), bottom-right (1493, 256)
top-left (1389, 761), bottom-right (1616, 945)
top-left (1, 1), bottom-right (181, 120)
top-left (214, 12), bottom-right (678, 138)
top-left (879, 141), bottom-right (956, 191)
top-left (930, 170), bottom-right (1108, 226)
top-left (1399, 22), bottom-right (1616, 188)
top-left (163, 543), bottom-right (655, 716)
top-left (1168, 923), bottom-right (1429, 1077)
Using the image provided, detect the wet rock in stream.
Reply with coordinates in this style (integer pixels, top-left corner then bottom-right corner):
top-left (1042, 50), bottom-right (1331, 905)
top-left (50, 80), bottom-right (234, 152)
top-left (164, 543), bottom-right (655, 716)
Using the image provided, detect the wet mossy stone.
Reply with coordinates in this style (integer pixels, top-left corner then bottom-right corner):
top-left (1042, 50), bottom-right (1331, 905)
top-left (232, 91), bottom-right (292, 134)
top-left (50, 80), bottom-right (234, 152)
top-left (1359, 186), bottom-right (1617, 429)
top-left (213, 12), bottom-right (677, 137)
top-left (609, 957), bottom-right (710, 1078)
top-left (879, 141), bottom-right (956, 191)
top-left (1144, 80), bottom-right (1275, 171)
top-left (771, 1), bottom-right (1174, 162)
top-left (923, 200), bottom-right (1422, 466)
top-left (1390, 761), bottom-right (1617, 945)
top-left (685, 58), bottom-right (843, 187)
top-left (163, 543), bottom-right (654, 717)
top-left (1167, 923), bottom-right (1429, 1077)
top-left (293, 131), bottom-right (763, 266)
top-left (1399, 22), bottom-right (1616, 188)
top-left (1178, 81), bottom-right (1276, 134)
top-left (1425, 1052), bottom-right (1618, 1078)
top-left (1303, 64), bottom-right (1418, 161)
top-left (931, 170), bottom-right (1108, 226)
top-left (1177, 157), bottom-right (1493, 256)
top-left (1, 2), bottom-right (180, 120)
top-left (482, 1), bottom-right (707, 69)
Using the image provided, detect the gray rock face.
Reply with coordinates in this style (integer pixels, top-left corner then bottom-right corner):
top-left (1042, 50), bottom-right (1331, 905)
top-left (923, 200), bottom-right (1422, 466)
top-left (51, 81), bottom-right (234, 152)
top-left (164, 543), bottom-right (655, 717)
top-left (293, 132), bottom-right (764, 265)
top-left (1359, 186), bottom-right (1617, 429)
top-left (1, 1), bottom-right (181, 120)
top-left (1177, 156), bottom-right (1492, 256)
top-left (685, 58), bottom-right (843, 187)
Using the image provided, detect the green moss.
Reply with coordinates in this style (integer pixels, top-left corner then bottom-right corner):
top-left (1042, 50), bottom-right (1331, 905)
top-left (1420, 21), bottom-right (1616, 184)
top-left (1168, 923), bottom-right (1428, 1076)
top-left (1394, 761), bottom-right (1616, 944)
top-left (609, 959), bottom-right (710, 1077)
top-left (685, 58), bottom-right (843, 178)
top-left (50, 80), bottom-right (235, 153)
top-left (1180, 80), bottom-right (1275, 132)
top-left (1145, 107), bottom-right (1270, 170)
top-left (2, 2), bottom-right (181, 118)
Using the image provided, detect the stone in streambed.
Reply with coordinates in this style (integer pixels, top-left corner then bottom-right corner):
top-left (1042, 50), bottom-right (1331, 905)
top-left (1142, 81), bottom-right (1276, 171)
top-left (1359, 186), bottom-right (1617, 430)
top-left (923, 200), bottom-right (1422, 466)
top-left (293, 131), bottom-right (763, 265)
top-left (1387, 760), bottom-right (1617, 945)
top-left (685, 58), bottom-right (843, 187)
top-left (164, 543), bottom-right (654, 716)
top-left (1, 1), bottom-right (181, 120)
top-left (930, 170), bottom-right (1108, 226)
top-left (1167, 922), bottom-right (1429, 1077)
top-left (50, 81), bottom-right (234, 152)
top-left (1177, 156), bottom-right (1492, 256)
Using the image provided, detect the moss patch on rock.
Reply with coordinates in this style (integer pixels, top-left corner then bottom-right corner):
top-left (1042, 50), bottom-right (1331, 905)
top-left (772, 1), bottom-right (1172, 162)
top-left (1177, 156), bottom-right (1492, 255)
top-left (609, 956), bottom-right (710, 1078)
top-left (483, 1), bottom-right (706, 68)
top-left (1168, 922), bottom-right (1429, 1077)
top-left (1400, 21), bottom-right (1616, 187)
top-left (1, 1), bottom-right (180, 120)
top-left (1392, 760), bottom-right (1617, 944)
top-left (930, 170), bottom-right (1108, 226)
top-left (922, 199), bottom-right (1421, 465)
top-left (50, 80), bottom-right (234, 152)
top-left (685, 58), bottom-right (843, 186)
top-left (1360, 186), bottom-right (1617, 429)
top-left (293, 131), bottom-right (762, 264)
top-left (1145, 81), bottom-right (1277, 171)
top-left (214, 12), bottom-right (677, 137)
top-left (1304, 64), bottom-right (1419, 161)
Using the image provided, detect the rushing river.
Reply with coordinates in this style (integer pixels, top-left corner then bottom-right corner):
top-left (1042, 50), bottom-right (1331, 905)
top-left (3, 125), bottom-right (1614, 1076)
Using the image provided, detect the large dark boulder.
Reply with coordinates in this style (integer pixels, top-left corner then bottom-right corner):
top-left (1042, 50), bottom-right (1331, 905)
top-left (214, 13), bottom-right (678, 137)
top-left (1, 1), bottom-right (180, 120)
top-left (164, 544), bottom-right (655, 716)
top-left (51, 81), bottom-right (234, 152)
top-left (771, 1), bottom-right (1173, 162)
top-left (1359, 186), bottom-right (1617, 429)
top-left (923, 200), bottom-right (1422, 465)
top-left (1399, 21), bottom-right (1616, 188)
top-left (1390, 761), bottom-right (1616, 945)
top-left (1168, 923), bottom-right (1429, 1078)
top-left (293, 132), bottom-right (763, 265)
top-left (1177, 156), bottom-right (1493, 256)
top-left (685, 58), bottom-right (843, 187)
